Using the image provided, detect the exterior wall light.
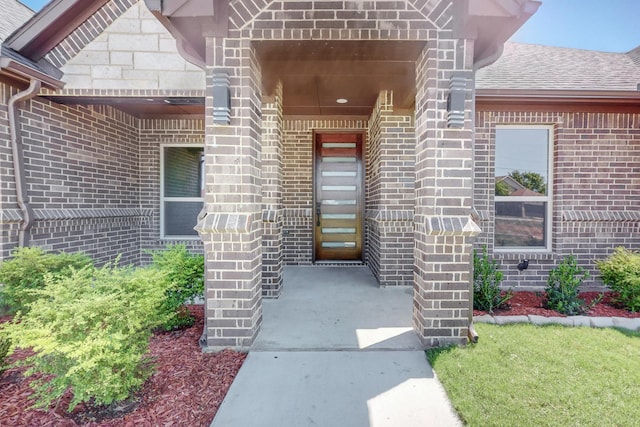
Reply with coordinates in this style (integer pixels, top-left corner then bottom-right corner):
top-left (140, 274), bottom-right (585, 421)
top-left (517, 259), bottom-right (529, 271)
top-left (212, 71), bottom-right (231, 125)
top-left (446, 74), bottom-right (466, 128)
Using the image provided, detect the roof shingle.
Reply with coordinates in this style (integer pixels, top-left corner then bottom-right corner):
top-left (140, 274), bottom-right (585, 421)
top-left (476, 42), bottom-right (640, 92)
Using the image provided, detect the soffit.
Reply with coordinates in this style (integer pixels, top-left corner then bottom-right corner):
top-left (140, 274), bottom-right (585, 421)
top-left (255, 40), bottom-right (425, 116)
top-left (43, 95), bottom-right (204, 118)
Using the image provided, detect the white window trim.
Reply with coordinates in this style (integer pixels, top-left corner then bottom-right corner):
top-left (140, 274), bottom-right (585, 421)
top-left (494, 125), bottom-right (554, 253)
top-left (160, 144), bottom-right (204, 240)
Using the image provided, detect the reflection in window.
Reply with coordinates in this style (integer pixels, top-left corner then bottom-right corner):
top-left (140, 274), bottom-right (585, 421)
top-left (162, 146), bottom-right (204, 238)
top-left (494, 127), bottom-right (552, 250)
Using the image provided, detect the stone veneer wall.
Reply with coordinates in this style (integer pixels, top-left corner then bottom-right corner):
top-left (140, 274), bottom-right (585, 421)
top-left (56, 0), bottom-right (205, 91)
top-left (366, 91), bottom-right (415, 286)
top-left (281, 117), bottom-right (368, 265)
top-left (0, 84), bottom-right (144, 265)
top-left (474, 109), bottom-right (640, 289)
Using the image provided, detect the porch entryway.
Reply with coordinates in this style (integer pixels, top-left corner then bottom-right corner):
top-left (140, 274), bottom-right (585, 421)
top-left (210, 266), bottom-right (462, 427)
top-left (253, 266), bottom-right (421, 350)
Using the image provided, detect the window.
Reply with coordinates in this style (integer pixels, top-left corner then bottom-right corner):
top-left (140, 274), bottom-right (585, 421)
top-left (161, 145), bottom-right (204, 239)
top-left (494, 126), bottom-right (552, 251)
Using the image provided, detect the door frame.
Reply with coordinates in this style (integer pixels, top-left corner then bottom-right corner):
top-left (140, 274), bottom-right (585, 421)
top-left (312, 130), bottom-right (366, 263)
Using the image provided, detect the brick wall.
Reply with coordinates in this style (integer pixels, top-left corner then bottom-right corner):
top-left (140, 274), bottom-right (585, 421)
top-left (138, 117), bottom-right (205, 262)
top-left (474, 109), bottom-right (640, 289)
top-left (0, 83), bottom-right (145, 264)
top-left (261, 83), bottom-right (284, 297)
top-left (366, 91), bottom-right (414, 286)
top-left (282, 118), bottom-right (367, 265)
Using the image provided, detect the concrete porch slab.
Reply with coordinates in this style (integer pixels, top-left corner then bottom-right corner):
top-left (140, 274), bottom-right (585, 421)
top-left (252, 266), bottom-right (423, 351)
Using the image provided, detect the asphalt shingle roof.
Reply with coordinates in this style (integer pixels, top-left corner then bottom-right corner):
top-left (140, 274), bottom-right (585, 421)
top-left (476, 42), bottom-right (640, 92)
top-left (0, 0), bottom-right (32, 43)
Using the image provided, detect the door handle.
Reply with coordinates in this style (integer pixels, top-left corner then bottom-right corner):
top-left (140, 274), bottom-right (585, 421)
top-left (316, 202), bottom-right (321, 226)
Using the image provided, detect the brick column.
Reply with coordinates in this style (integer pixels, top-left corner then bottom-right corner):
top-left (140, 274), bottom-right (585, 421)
top-left (261, 82), bottom-right (284, 298)
top-left (196, 37), bottom-right (263, 351)
top-left (412, 38), bottom-right (480, 348)
top-left (367, 91), bottom-right (415, 286)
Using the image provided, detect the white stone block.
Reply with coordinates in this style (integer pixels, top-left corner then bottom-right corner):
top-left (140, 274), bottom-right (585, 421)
top-left (134, 52), bottom-right (188, 71)
top-left (92, 78), bottom-right (157, 90)
top-left (110, 52), bottom-right (133, 65)
top-left (612, 317), bottom-right (640, 331)
top-left (122, 69), bottom-right (158, 83)
top-left (159, 71), bottom-right (206, 90)
top-left (107, 18), bottom-right (140, 34)
top-left (109, 34), bottom-right (158, 52)
top-left (91, 65), bottom-right (122, 79)
top-left (141, 18), bottom-right (166, 34)
top-left (61, 75), bottom-right (93, 88)
top-left (159, 38), bottom-right (178, 53)
top-left (68, 51), bottom-right (109, 65)
top-left (494, 315), bottom-right (529, 325)
top-left (185, 61), bottom-right (204, 71)
top-left (61, 64), bottom-right (91, 75)
top-left (589, 317), bottom-right (614, 328)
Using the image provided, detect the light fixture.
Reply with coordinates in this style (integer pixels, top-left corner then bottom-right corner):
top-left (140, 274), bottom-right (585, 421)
top-left (336, 98), bottom-right (348, 104)
top-left (446, 73), bottom-right (466, 128)
top-left (517, 259), bottom-right (529, 271)
top-left (212, 72), bottom-right (231, 125)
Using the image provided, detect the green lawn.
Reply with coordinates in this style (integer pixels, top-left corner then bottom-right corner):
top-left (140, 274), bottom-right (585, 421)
top-left (427, 324), bottom-right (640, 427)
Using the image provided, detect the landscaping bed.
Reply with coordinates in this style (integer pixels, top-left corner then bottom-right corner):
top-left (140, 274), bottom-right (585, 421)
top-left (0, 305), bottom-right (245, 426)
top-left (473, 291), bottom-right (640, 318)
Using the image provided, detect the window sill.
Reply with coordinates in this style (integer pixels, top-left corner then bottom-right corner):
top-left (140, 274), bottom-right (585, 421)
top-left (492, 250), bottom-right (555, 261)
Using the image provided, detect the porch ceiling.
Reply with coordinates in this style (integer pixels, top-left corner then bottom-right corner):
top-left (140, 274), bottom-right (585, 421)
top-left (255, 40), bottom-right (425, 116)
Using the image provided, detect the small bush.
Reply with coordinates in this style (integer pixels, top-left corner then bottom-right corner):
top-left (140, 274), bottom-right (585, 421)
top-left (0, 261), bottom-right (169, 411)
top-left (596, 247), bottom-right (640, 312)
top-left (545, 255), bottom-right (598, 315)
top-left (0, 247), bottom-right (93, 314)
top-left (0, 335), bottom-right (9, 377)
top-left (473, 246), bottom-right (512, 312)
top-left (148, 245), bottom-right (205, 331)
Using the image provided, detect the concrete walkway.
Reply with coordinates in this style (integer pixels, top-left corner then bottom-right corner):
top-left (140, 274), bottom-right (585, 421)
top-left (211, 267), bottom-right (462, 427)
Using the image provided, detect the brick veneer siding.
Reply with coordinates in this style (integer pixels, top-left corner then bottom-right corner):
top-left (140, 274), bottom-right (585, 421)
top-left (195, 37), bottom-right (264, 351)
top-left (413, 33), bottom-right (479, 347)
top-left (366, 91), bottom-right (415, 286)
top-left (474, 109), bottom-right (640, 289)
top-left (0, 83), bottom-right (144, 264)
top-left (282, 118), bottom-right (368, 265)
top-left (138, 117), bottom-right (205, 262)
top-left (261, 83), bottom-right (284, 297)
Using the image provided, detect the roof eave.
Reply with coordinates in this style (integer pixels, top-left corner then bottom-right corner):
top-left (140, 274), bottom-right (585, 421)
top-left (0, 57), bottom-right (64, 90)
top-left (467, 0), bottom-right (542, 68)
top-left (4, 0), bottom-right (110, 60)
top-left (477, 88), bottom-right (640, 103)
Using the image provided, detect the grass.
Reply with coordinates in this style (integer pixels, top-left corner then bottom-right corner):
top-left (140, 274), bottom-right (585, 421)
top-left (427, 324), bottom-right (640, 427)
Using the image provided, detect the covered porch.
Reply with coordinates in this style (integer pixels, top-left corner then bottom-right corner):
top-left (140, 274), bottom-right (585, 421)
top-left (144, 0), bottom-right (540, 351)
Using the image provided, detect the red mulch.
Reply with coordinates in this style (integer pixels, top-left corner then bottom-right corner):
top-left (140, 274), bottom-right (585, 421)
top-left (474, 291), bottom-right (640, 318)
top-left (0, 305), bottom-right (246, 426)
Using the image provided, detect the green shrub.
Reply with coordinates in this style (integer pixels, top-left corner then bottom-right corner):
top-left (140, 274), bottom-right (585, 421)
top-left (545, 255), bottom-right (598, 315)
top-left (0, 335), bottom-right (9, 377)
top-left (0, 247), bottom-right (93, 314)
top-left (473, 246), bottom-right (513, 312)
top-left (0, 261), bottom-right (169, 411)
top-left (596, 247), bottom-right (640, 312)
top-left (148, 245), bottom-right (204, 331)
